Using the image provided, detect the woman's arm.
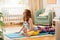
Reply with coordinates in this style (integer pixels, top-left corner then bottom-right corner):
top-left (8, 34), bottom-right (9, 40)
top-left (28, 18), bottom-right (33, 31)
top-left (19, 26), bottom-right (24, 32)
top-left (15, 26), bottom-right (24, 33)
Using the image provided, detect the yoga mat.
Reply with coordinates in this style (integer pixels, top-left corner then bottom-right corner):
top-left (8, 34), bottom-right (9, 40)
top-left (5, 32), bottom-right (48, 38)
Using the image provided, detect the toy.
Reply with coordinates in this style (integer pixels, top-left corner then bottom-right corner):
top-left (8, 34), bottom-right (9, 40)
top-left (33, 30), bottom-right (40, 35)
top-left (27, 30), bottom-right (40, 36)
top-left (37, 27), bottom-right (47, 33)
top-left (49, 27), bottom-right (55, 32)
top-left (47, 26), bottom-right (55, 35)
top-left (48, 27), bottom-right (55, 35)
top-left (45, 26), bottom-right (49, 32)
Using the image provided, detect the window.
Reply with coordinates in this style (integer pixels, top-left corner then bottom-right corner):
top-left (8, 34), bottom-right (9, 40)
top-left (0, 0), bottom-right (29, 16)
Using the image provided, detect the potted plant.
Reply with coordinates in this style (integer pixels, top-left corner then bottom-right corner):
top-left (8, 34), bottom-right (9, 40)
top-left (0, 12), bottom-right (5, 40)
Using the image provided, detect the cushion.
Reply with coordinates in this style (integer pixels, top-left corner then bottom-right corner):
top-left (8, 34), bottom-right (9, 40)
top-left (39, 11), bottom-right (49, 16)
top-left (39, 9), bottom-right (50, 16)
top-left (39, 8), bottom-right (52, 16)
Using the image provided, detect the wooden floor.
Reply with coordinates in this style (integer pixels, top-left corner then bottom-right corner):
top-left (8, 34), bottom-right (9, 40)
top-left (5, 36), bottom-right (55, 40)
top-left (14, 36), bottom-right (55, 40)
top-left (31, 36), bottom-right (55, 40)
top-left (5, 24), bottom-right (56, 40)
top-left (29, 36), bottom-right (55, 40)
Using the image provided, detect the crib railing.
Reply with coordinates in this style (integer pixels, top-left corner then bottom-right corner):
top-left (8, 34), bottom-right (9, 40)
top-left (3, 15), bottom-right (23, 24)
top-left (1, 7), bottom-right (25, 24)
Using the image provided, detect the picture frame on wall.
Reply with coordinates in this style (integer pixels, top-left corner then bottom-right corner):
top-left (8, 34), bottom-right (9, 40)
top-left (47, 0), bottom-right (56, 4)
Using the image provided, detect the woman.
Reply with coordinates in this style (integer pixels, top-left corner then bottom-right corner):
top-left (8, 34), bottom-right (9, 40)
top-left (18, 9), bottom-right (39, 36)
top-left (22, 9), bottom-right (33, 36)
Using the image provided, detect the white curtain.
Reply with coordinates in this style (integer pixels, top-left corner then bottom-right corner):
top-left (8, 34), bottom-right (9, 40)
top-left (28, 0), bottom-right (43, 21)
top-left (29, 0), bottom-right (43, 14)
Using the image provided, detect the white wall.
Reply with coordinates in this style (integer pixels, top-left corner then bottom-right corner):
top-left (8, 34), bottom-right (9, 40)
top-left (43, 0), bottom-right (60, 17)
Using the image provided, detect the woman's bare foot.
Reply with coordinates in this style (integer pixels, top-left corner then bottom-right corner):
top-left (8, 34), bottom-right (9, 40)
top-left (21, 33), bottom-right (24, 35)
top-left (27, 34), bottom-right (31, 37)
top-left (26, 33), bottom-right (31, 37)
top-left (21, 33), bottom-right (31, 37)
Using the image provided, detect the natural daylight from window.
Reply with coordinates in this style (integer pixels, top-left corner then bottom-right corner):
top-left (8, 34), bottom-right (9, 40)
top-left (0, 0), bottom-right (29, 16)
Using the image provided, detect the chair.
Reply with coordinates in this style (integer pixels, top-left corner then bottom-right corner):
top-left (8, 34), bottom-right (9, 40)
top-left (34, 9), bottom-right (52, 25)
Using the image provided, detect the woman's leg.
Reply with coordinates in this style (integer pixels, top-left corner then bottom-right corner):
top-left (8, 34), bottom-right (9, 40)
top-left (22, 27), bottom-right (27, 35)
top-left (22, 27), bottom-right (31, 36)
top-left (23, 27), bottom-right (27, 33)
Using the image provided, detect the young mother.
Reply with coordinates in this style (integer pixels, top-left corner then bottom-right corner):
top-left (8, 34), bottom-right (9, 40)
top-left (18, 9), bottom-right (39, 36)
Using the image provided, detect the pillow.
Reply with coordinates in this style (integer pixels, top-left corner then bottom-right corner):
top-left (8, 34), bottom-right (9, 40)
top-left (39, 11), bottom-right (50, 16)
top-left (39, 8), bottom-right (52, 16)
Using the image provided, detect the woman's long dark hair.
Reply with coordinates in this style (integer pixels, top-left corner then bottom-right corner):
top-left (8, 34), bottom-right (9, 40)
top-left (23, 9), bottom-right (32, 22)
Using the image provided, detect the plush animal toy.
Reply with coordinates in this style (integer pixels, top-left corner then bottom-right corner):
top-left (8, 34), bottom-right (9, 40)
top-left (27, 30), bottom-right (40, 36)
top-left (37, 26), bottom-right (47, 33)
